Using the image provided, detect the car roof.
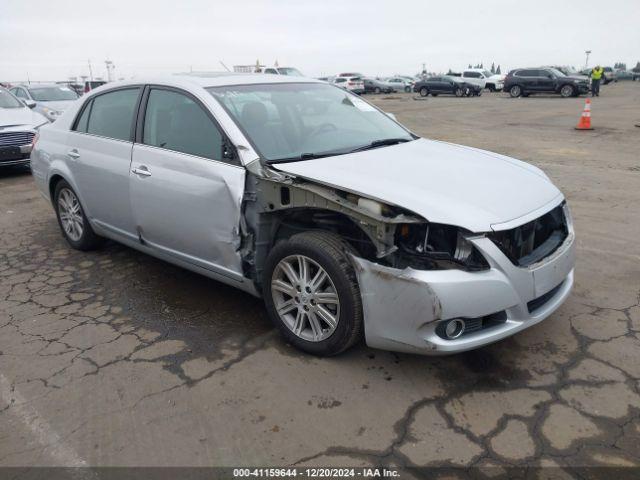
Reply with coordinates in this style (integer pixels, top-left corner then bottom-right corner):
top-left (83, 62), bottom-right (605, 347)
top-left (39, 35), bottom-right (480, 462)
top-left (89, 74), bottom-right (321, 92)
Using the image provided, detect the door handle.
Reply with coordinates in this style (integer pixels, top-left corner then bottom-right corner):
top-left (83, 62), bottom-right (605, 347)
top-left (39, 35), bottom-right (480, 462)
top-left (68, 149), bottom-right (80, 159)
top-left (132, 166), bottom-right (152, 177)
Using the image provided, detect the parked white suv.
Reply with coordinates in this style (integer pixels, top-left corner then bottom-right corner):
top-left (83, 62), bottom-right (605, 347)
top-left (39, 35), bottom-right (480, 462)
top-left (332, 76), bottom-right (364, 94)
top-left (461, 69), bottom-right (505, 92)
top-left (30, 75), bottom-right (574, 357)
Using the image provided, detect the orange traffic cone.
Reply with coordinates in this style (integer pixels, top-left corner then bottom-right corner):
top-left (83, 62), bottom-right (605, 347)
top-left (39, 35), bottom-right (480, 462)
top-left (575, 98), bottom-right (593, 130)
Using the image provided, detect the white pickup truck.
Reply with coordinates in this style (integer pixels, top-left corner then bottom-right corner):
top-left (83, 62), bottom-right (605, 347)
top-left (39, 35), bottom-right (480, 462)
top-left (460, 69), bottom-right (505, 92)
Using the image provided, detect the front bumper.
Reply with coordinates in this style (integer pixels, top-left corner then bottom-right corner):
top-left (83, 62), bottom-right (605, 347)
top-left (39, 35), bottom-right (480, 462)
top-left (0, 144), bottom-right (32, 168)
top-left (352, 207), bottom-right (576, 355)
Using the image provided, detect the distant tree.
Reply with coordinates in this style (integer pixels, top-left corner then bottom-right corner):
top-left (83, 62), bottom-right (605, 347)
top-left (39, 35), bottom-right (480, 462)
top-left (633, 61), bottom-right (640, 73)
top-left (447, 69), bottom-right (453, 75)
top-left (468, 64), bottom-right (472, 68)
top-left (496, 65), bottom-right (501, 74)
top-left (614, 62), bottom-right (626, 70)
top-left (491, 62), bottom-right (495, 73)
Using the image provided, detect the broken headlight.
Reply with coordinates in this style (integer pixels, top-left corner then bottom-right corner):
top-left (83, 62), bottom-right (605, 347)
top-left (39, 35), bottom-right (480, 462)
top-left (394, 223), bottom-right (489, 271)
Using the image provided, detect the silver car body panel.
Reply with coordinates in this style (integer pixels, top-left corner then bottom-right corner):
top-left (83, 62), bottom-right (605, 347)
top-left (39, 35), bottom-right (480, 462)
top-left (130, 144), bottom-right (246, 280)
top-left (31, 74), bottom-right (575, 355)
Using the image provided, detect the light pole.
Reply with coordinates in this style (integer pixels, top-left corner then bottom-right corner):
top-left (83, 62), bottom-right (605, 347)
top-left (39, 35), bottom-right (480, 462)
top-left (584, 50), bottom-right (591, 69)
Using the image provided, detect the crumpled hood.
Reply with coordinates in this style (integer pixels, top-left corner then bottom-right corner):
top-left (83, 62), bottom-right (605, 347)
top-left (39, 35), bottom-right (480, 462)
top-left (274, 138), bottom-right (562, 232)
top-left (0, 106), bottom-right (47, 128)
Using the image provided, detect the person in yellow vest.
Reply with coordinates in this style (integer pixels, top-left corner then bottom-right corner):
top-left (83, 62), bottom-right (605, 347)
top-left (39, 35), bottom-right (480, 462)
top-left (590, 65), bottom-right (604, 97)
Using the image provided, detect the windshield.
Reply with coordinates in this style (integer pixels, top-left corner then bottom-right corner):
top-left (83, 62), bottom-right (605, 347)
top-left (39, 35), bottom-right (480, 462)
top-left (0, 88), bottom-right (23, 108)
top-left (549, 68), bottom-right (566, 77)
top-left (29, 86), bottom-right (78, 101)
top-left (278, 68), bottom-right (303, 76)
top-left (208, 83), bottom-right (413, 163)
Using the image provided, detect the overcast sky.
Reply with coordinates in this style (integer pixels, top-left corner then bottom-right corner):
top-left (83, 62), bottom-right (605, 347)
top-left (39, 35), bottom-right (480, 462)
top-left (1, 0), bottom-right (639, 82)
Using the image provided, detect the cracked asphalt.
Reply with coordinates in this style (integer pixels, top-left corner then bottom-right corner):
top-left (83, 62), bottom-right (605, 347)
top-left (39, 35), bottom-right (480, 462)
top-left (0, 81), bottom-right (639, 473)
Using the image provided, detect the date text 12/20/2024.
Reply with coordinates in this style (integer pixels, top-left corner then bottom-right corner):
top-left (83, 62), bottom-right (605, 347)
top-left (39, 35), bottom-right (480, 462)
top-left (233, 468), bottom-right (401, 478)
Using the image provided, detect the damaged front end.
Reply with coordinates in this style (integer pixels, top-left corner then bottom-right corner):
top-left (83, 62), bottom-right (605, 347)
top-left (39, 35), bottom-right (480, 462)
top-left (238, 160), bottom-right (574, 355)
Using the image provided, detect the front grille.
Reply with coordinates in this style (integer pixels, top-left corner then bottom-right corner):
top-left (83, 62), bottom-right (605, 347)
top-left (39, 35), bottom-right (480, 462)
top-left (0, 131), bottom-right (35, 147)
top-left (488, 204), bottom-right (568, 267)
top-left (527, 281), bottom-right (564, 314)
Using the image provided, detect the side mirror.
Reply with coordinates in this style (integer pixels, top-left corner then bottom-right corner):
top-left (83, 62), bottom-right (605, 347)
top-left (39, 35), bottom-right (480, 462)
top-left (23, 99), bottom-right (37, 109)
top-left (385, 112), bottom-right (397, 121)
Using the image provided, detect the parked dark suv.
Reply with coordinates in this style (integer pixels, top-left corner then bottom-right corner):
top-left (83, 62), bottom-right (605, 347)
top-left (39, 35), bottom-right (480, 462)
top-left (504, 68), bottom-right (590, 98)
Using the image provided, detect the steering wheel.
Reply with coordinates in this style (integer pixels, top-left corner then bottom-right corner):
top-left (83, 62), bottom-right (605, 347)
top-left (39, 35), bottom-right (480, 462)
top-left (309, 123), bottom-right (338, 137)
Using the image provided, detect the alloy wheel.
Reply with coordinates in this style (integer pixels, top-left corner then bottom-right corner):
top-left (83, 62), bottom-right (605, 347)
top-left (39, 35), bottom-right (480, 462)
top-left (58, 188), bottom-right (84, 242)
top-left (271, 254), bottom-right (340, 342)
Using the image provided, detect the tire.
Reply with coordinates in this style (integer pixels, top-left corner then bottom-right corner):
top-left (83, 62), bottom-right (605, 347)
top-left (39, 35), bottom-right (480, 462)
top-left (560, 84), bottom-right (575, 98)
top-left (419, 87), bottom-right (428, 97)
top-left (509, 85), bottom-right (522, 97)
top-left (454, 87), bottom-right (464, 97)
top-left (54, 180), bottom-right (103, 251)
top-left (374, 87), bottom-right (381, 94)
top-left (404, 86), bottom-right (411, 93)
top-left (263, 231), bottom-right (363, 356)
top-left (487, 84), bottom-right (496, 92)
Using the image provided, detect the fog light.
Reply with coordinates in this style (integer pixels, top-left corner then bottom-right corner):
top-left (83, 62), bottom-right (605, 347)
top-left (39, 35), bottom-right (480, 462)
top-left (444, 319), bottom-right (465, 339)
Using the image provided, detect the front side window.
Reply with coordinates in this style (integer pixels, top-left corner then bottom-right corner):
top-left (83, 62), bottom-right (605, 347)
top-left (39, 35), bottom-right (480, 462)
top-left (29, 86), bottom-right (78, 101)
top-left (208, 82), bottom-right (413, 163)
top-left (86, 88), bottom-right (140, 141)
top-left (142, 88), bottom-right (223, 161)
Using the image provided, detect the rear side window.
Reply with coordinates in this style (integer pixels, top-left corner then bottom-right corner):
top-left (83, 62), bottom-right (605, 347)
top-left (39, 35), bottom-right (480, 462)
top-left (464, 71), bottom-right (481, 78)
top-left (142, 88), bottom-right (223, 161)
top-left (515, 70), bottom-right (535, 77)
top-left (86, 88), bottom-right (140, 141)
top-left (74, 100), bottom-right (92, 132)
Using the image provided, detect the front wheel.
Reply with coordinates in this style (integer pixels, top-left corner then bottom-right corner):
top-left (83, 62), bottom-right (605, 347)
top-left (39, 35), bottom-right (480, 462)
top-left (374, 87), bottom-right (381, 94)
top-left (560, 84), bottom-right (575, 98)
top-left (54, 180), bottom-right (103, 251)
top-left (487, 84), bottom-right (496, 92)
top-left (404, 86), bottom-right (411, 92)
top-left (263, 231), bottom-right (363, 356)
top-left (509, 85), bottom-right (522, 97)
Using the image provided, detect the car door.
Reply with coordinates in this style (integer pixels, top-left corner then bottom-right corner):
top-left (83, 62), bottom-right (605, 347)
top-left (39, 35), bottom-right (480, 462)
top-left (129, 86), bottom-right (246, 279)
top-left (68, 87), bottom-right (142, 240)
top-left (536, 70), bottom-right (556, 92)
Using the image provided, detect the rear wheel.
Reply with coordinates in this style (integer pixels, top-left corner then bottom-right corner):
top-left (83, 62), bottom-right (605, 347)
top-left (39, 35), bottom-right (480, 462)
top-left (509, 85), bottom-right (522, 97)
top-left (263, 231), bottom-right (363, 356)
top-left (404, 86), bottom-right (411, 93)
top-left (54, 180), bottom-right (103, 251)
top-left (454, 87), bottom-right (464, 97)
top-left (560, 84), bottom-right (575, 98)
top-left (419, 87), bottom-right (428, 97)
